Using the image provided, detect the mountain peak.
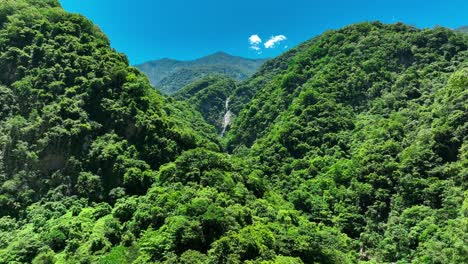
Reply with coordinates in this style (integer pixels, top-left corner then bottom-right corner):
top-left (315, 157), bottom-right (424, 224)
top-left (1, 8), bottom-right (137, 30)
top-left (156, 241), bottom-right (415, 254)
top-left (211, 51), bottom-right (230, 56)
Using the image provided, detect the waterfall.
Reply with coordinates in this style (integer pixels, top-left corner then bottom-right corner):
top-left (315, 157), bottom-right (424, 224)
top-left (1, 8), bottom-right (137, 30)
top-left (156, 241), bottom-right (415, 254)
top-left (220, 97), bottom-right (232, 137)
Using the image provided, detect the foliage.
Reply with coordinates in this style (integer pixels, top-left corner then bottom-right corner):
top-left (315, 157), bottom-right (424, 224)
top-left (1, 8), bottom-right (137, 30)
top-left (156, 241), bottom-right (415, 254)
top-left (174, 75), bottom-right (237, 133)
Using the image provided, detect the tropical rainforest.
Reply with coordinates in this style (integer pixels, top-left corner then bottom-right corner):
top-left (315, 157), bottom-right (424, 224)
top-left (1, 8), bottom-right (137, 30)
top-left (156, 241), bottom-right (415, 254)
top-left (0, 1), bottom-right (467, 263)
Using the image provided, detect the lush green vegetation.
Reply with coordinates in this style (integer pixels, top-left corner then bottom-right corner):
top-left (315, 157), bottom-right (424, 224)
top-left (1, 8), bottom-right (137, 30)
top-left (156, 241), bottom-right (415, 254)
top-left (0, 1), bottom-right (467, 263)
top-left (136, 52), bottom-right (267, 95)
top-left (174, 75), bottom-right (236, 133)
top-left (226, 22), bottom-right (468, 263)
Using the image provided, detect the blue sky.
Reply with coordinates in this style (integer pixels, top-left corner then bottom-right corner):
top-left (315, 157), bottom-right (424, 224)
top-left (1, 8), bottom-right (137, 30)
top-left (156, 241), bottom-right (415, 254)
top-left (59, 0), bottom-right (468, 65)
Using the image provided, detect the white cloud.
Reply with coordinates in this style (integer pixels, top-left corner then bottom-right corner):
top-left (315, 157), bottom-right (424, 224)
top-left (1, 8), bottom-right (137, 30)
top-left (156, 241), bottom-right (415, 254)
top-left (264, 35), bottom-right (287, 48)
top-left (249, 34), bottom-right (262, 53)
top-left (249, 34), bottom-right (262, 45)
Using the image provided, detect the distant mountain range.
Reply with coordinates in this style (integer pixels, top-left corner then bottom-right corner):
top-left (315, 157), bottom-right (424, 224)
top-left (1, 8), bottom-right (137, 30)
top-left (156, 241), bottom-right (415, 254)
top-left (455, 25), bottom-right (468, 33)
top-left (135, 52), bottom-right (267, 94)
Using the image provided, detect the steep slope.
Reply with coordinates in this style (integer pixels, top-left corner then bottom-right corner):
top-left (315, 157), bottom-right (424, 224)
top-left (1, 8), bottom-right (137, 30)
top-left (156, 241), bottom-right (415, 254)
top-left (135, 52), bottom-right (267, 94)
top-left (228, 23), bottom-right (467, 149)
top-left (174, 75), bottom-right (237, 134)
top-left (0, 0), bottom-right (216, 235)
top-left (226, 22), bottom-right (468, 263)
top-left (229, 37), bottom-right (320, 115)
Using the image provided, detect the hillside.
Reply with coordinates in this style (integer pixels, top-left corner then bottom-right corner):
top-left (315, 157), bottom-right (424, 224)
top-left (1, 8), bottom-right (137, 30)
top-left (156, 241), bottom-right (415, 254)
top-left (228, 23), bottom-right (468, 149)
top-left (0, 1), bottom-right (467, 263)
top-left (174, 75), bottom-right (237, 134)
top-left (226, 22), bottom-right (468, 262)
top-left (135, 52), bottom-right (267, 94)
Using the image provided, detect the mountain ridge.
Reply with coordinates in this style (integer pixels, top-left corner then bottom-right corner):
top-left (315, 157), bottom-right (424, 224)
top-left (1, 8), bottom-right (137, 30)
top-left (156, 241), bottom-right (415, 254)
top-left (135, 51), bottom-right (268, 94)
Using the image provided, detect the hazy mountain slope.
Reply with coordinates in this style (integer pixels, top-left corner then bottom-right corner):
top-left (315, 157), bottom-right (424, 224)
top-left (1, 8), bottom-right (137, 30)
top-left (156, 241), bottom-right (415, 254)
top-left (135, 52), bottom-right (267, 94)
top-left (456, 25), bottom-right (468, 33)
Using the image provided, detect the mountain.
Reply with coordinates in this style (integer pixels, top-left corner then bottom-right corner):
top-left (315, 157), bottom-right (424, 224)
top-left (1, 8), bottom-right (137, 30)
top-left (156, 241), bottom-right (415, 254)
top-left (1, 1), bottom-right (467, 263)
top-left (456, 25), bottom-right (468, 33)
top-left (228, 23), bottom-right (468, 149)
top-left (135, 52), bottom-right (267, 94)
top-left (225, 22), bottom-right (468, 263)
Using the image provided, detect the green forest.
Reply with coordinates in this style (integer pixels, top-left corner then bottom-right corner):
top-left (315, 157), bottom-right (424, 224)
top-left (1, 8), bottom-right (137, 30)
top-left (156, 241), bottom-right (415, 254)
top-left (0, 0), bottom-right (467, 263)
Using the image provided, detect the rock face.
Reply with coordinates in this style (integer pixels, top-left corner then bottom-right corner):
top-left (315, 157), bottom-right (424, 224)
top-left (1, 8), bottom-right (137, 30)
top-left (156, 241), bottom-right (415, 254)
top-left (135, 52), bottom-right (267, 94)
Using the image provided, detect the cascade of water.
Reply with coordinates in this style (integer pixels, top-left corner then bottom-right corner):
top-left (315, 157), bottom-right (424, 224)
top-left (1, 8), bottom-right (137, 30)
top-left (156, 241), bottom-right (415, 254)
top-left (220, 97), bottom-right (232, 137)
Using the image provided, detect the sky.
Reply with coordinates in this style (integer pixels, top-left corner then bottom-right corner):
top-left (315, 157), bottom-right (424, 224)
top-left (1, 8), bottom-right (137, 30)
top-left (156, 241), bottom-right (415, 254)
top-left (59, 0), bottom-right (468, 65)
